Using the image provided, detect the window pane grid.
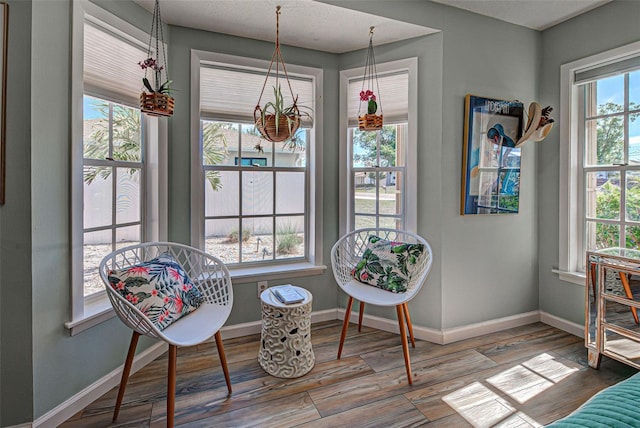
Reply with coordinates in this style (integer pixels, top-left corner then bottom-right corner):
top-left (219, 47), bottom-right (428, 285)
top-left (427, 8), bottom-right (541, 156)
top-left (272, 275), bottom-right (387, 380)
top-left (350, 123), bottom-right (407, 230)
top-left (83, 96), bottom-right (144, 297)
top-left (202, 119), bottom-right (309, 266)
top-left (582, 71), bottom-right (640, 255)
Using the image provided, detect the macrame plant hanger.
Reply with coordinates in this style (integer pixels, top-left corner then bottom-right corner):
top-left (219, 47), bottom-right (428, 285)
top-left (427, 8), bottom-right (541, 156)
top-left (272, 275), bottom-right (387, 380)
top-left (140, 0), bottom-right (174, 117)
top-left (254, 6), bottom-right (301, 143)
top-left (358, 26), bottom-right (383, 131)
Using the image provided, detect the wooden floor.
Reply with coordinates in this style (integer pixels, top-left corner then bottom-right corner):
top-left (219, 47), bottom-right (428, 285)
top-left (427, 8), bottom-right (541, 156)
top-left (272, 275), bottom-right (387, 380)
top-left (60, 320), bottom-right (638, 427)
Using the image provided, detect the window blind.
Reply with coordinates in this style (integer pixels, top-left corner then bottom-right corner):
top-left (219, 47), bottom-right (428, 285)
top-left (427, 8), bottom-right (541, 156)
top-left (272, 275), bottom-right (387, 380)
top-left (200, 64), bottom-right (314, 126)
top-left (574, 54), bottom-right (640, 85)
top-left (347, 70), bottom-right (408, 127)
top-left (84, 20), bottom-right (147, 106)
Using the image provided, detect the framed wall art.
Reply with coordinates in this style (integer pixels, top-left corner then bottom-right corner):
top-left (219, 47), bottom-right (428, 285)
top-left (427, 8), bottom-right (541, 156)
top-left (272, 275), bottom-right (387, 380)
top-left (460, 95), bottom-right (524, 215)
top-left (0, 2), bottom-right (7, 205)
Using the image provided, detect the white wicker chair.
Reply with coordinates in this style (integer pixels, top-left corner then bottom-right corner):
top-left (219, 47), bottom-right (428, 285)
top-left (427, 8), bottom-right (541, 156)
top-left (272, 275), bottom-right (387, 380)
top-left (331, 228), bottom-right (433, 384)
top-left (99, 242), bottom-right (233, 427)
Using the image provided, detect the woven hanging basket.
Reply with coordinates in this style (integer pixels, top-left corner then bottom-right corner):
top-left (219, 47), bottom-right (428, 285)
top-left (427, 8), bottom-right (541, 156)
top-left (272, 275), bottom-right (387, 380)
top-left (254, 7), bottom-right (309, 144)
top-left (358, 114), bottom-right (383, 131)
top-left (140, 92), bottom-right (174, 117)
top-left (254, 108), bottom-right (301, 143)
top-left (357, 27), bottom-right (383, 132)
top-left (139, 0), bottom-right (173, 118)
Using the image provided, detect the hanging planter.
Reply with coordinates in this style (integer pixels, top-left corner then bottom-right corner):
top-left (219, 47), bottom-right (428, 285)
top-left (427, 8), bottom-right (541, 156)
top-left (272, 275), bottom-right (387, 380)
top-left (254, 6), bottom-right (311, 143)
top-left (358, 27), bottom-right (383, 131)
top-left (139, 0), bottom-right (174, 117)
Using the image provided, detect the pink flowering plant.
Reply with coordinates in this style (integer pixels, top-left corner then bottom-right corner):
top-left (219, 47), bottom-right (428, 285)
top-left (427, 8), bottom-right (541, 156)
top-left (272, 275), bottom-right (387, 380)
top-left (139, 57), bottom-right (172, 95)
top-left (360, 89), bottom-right (377, 115)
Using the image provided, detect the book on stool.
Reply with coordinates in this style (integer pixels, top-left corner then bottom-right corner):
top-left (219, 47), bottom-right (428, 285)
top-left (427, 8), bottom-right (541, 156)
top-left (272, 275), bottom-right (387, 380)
top-left (271, 285), bottom-right (305, 304)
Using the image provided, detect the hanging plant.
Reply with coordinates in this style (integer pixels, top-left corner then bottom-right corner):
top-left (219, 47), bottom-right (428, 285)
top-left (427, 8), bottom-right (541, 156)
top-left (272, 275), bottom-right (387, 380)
top-left (139, 0), bottom-right (174, 117)
top-left (254, 6), bottom-right (312, 143)
top-left (358, 27), bottom-right (383, 131)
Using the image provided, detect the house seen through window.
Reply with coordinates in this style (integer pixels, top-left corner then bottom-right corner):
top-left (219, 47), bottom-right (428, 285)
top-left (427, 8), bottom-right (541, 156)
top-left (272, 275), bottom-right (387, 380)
top-left (195, 57), bottom-right (320, 270)
top-left (202, 121), bottom-right (308, 265)
top-left (341, 61), bottom-right (417, 234)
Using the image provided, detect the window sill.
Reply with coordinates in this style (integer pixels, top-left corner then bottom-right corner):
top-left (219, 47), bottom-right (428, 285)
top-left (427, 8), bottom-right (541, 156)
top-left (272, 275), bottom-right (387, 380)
top-left (552, 269), bottom-right (586, 286)
top-left (64, 263), bottom-right (327, 334)
top-left (229, 262), bottom-right (327, 284)
top-left (64, 296), bottom-right (115, 336)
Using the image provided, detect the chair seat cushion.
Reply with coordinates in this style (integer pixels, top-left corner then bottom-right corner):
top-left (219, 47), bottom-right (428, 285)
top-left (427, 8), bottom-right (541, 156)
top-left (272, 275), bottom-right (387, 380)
top-left (162, 302), bottom-right (231, 347)
top-left (351, 235), bottom-right (425, 293)
top-left (107, 253), bottom-right (204, 331)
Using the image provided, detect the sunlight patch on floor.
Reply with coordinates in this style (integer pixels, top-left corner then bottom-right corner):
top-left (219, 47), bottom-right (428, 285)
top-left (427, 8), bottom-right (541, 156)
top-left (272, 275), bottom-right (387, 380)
top-left (442, 382), bottom-right (515, 428)
top-left (522, 352), bottom-right (580, 383)
top-left (487, 365), bottom-right (553, 404)
top-left (442, 353), bottom-right (580, 427)
top-left (494, 411), bottom-right (542, 428)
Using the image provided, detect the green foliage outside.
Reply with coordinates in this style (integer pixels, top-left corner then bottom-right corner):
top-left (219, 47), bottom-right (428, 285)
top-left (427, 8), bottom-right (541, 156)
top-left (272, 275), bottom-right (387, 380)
top-left (276, 222), bottom-right (303, 254)
top-left (84, 101), bottom-right (228, 191)
top-left (84, 103), bottom-right (142, 185)
top-left (353, 125), bottom-right (397, 167)
top-left (202, 121), bottom-right (229, 191)
top-left (592, 101), bottom-right (640, 249)
top-left (226, 228), bottom-right (251, 243)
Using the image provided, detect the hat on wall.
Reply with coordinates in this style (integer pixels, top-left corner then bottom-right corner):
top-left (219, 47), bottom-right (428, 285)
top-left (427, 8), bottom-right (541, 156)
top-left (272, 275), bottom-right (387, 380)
top-left (516, 102), bottom-right (554, 147)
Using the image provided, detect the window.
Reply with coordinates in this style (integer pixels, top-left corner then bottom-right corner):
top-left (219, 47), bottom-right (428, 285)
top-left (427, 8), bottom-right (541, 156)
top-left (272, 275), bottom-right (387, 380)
top-left (340, 59), bottom-right (418, 234)
top-left (191, 51), bottom-right (323, 278)
top-left (68, 2), bottom-right (166, 333)
top-left (82, 94), bottom-right (144, 296)
top-left (581, 72), bottom-right (640, 252)
top-left (559, 42), bottom-right (640, 282)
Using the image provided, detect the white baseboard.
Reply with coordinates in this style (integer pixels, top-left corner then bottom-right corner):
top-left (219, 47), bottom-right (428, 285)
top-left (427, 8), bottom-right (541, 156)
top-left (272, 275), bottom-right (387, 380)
top-left (442, 311), bottom-right (541, 344)
top-left (33, 307), bottom-right (581, 427)
top-left (337, 309), bottom-right (545, 345)
top-left (32, 341), bottom-right (168, 428)
top-left (34, 308), bottom-right (339, 427)
top-left (336, 308), bottom-right (443, 343)
top-left (540, 311), bottom-right (584, 338)
top-left (220, 309), bottom-right (339, 340)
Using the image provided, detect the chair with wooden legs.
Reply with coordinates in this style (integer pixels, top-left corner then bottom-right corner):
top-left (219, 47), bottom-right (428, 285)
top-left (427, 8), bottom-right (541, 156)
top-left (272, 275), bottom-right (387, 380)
top-left (330, 228), bottom-right (433, 384)
top-left (99, 242), bottom-right (234, 428)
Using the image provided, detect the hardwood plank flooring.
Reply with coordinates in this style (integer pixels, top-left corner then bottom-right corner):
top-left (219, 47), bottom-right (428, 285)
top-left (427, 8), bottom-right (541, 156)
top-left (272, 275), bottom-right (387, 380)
top-left (60, 320), bottom-right (638, 427)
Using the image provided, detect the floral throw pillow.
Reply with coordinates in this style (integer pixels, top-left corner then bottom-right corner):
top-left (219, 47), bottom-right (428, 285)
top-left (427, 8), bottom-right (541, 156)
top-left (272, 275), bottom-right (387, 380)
top-left (351, 235), bottom-right (425, 293)
top-left (107, 253), bottom-right (204, 330)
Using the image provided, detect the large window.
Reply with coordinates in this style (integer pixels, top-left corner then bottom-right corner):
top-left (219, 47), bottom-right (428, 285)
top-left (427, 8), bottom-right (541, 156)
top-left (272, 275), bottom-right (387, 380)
top-left (349, 124), bottom-right (408, 230)
top-left (559, 42), bottom-right (640, 281)
top-left (340, 59), bottom-right (418, 234)
top-left (581, 71), bottom-right (640, 253)
top-left (82, 95), bottom-right (143, 296)
top-left (191, 51), bottom-right (323, 276)
top-left (202, 120), bottom-right (308, 265)
top-left (69, 3), bottom-right (166, 333)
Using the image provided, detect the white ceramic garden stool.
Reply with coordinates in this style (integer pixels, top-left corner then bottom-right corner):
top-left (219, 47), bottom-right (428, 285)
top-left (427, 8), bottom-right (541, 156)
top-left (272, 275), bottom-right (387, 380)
top-left (258, 286), bottom-right (315, 378)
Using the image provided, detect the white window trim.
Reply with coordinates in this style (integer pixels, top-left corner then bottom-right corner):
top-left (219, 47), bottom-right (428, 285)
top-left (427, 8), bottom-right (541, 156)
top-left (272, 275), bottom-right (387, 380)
top-left (339, 58), bottom-right (418, 236)
top-left (67, 1), bottom-right (168, 335)
top-left (557, 40), bottom-right (640, 285)
top-left (189, 50), bottom-right (325, 282)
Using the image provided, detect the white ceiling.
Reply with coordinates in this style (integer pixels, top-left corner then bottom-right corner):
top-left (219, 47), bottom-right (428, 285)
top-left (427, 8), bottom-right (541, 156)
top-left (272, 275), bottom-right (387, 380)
top-left (432, 0), bottom-right (613, 31)
top-left (134, 0), bottom-right (613, 53)
top-left (134, 0), bottom-right (438, 53)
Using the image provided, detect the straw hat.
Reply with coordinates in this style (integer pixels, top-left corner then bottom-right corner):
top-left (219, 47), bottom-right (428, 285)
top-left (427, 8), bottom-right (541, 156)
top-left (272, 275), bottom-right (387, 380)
top-left (516, 102), bottom-right (554, 147)
top-left (516, 102), bottom-right (542, 146)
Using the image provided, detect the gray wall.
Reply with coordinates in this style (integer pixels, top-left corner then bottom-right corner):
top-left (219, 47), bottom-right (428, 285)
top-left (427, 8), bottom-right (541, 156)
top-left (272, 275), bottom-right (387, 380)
top-left (28, 0), bottom-right (161, 423)
top-left (324, 0), bottom-right (540, 329)
top-left (1, 0), bottom-right (33, 425)
top-left (7, 0), bottom-right (631, 425)
top-left (538, 1), bottom-right (640, 324)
